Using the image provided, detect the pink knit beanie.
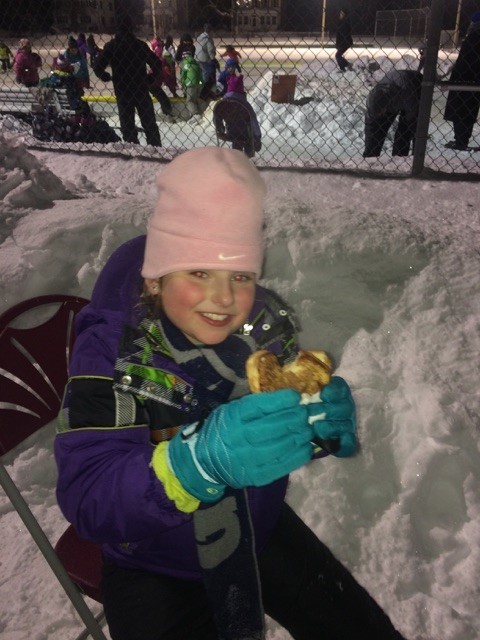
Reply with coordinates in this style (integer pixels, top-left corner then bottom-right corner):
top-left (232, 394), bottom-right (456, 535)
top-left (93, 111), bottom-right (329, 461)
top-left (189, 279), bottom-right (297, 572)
top-left (142, 147), bottom-right (266, 279)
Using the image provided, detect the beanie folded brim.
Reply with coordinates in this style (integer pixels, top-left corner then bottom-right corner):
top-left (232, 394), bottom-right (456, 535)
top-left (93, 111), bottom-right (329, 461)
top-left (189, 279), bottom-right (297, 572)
top-left (142, 226), bottom-right (263, 279)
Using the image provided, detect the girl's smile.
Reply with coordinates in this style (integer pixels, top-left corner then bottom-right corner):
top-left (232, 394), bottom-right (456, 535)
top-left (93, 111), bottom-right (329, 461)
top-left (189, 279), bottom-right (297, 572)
top-left (146, 269), bottom-right (256, 345)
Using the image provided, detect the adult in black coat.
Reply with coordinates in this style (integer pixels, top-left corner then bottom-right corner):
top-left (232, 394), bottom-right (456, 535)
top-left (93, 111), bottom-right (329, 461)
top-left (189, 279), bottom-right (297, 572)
top-left (335, 9), bottom-right (353, 72)
top-left (94, 16), bottom-right (162, 147)
top-left (363, 69), bottom-right (423, 157)
top-left (444, 13), bottom-right (480, 150)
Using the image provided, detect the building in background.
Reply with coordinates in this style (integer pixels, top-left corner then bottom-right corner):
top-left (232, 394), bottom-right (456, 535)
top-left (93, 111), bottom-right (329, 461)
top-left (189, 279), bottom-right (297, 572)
top-left (144, 0), bottom-right (190, 37)
top-left (52, 0), bottom-right (116, 34)
top-left (50, 0), bottom-right (284, 36)
top-left (148, 0), bottom-right (285, 36)
top-left (235, 0), bottom-right (283, 32)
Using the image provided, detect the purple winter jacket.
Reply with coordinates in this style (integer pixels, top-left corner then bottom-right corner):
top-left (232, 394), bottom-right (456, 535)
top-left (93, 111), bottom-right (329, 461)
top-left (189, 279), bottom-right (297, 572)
top-left (55, 235), bottom-right (298, 580)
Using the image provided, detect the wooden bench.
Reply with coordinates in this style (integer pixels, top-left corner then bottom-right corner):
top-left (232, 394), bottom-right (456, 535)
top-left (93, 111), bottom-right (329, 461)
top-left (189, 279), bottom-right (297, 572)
top-left (0, 85), bottom-right (76, 119)
top-left (84, 93), bottom-right (192, 121)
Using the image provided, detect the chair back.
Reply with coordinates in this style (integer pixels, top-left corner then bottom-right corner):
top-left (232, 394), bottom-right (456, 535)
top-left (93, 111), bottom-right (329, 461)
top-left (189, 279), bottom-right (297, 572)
top-left (0, 295), bottom-right (89, 455)
top-left (0, 295), bottom-right (107, 639)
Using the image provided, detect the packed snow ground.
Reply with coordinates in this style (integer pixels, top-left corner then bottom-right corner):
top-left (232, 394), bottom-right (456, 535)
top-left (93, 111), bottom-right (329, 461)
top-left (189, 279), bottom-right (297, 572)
top-left (0, 131), bottom-right (479, 640)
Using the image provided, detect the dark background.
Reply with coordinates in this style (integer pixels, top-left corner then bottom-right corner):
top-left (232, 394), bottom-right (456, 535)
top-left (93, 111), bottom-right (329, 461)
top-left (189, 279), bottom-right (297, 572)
top-left (1, 0), bottom-right (478, 37)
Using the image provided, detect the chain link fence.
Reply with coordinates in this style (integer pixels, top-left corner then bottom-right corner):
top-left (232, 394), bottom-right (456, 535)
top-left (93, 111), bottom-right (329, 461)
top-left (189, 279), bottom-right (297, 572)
top-left (1, 0), bottom-right (479, 177)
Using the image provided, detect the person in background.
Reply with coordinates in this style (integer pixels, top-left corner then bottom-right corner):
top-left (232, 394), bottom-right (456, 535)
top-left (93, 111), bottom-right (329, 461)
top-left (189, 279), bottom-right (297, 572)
top-left (0, 41), bottom-right (13, 72)
top-left (64, 36), bottom-right (90, 89)
top-left (94, 15), bottom-right (162, 147)
top-left (147, 67), bottom-right (174, 119)
top-left (195, 23), bottom-right (217, 99)
top-left (13, 38), bottom-right (42, 87)
top-left (335, 8), bottom-right (353, 72)
top-left (417, 42), bottom-right (426, 72)
top-left (175, 32), bottom-right (194, 64)
top-left (220, 44), bottom-right (242, 72)
top-left (164, 34), bottom-right (176, 60)
top-left (217, 57), bottom-right (237, 95)
top-left (363, 69), bottom-right (422, 157)
top-left (215, 68), bottom-right (262, 158)
top-left (76, 33), bottom-right (90, 59)
top-left (179, 44), bottom-right (203, 119)
top-left (444, 11), bottom-right (480, 151)
top-left (150, 36), bottom-right (164, 61)
top-left (86, 34), bottom-right (101, 68)
top-left (147, 35), bottom-right (175, 112)
top-left (162, 35), bottom-right (178, 97)
top-left (48, 53), bottom-right (85, 110)
top-left (151, 35), bottom-right (175, 98)
top-left (55, 146), bottom-right (408, 640)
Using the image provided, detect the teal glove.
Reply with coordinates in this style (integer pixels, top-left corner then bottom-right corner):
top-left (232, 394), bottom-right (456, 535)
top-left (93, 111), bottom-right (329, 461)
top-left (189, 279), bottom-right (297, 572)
top-left (166, 389), bottom-right (314, 503)
top-left (306, 377), bottom-right (357, 458)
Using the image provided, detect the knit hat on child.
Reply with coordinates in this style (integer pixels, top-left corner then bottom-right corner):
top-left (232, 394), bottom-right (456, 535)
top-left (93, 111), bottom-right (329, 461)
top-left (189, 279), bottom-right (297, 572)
top-left (142, 147), bottom-right (266, 279)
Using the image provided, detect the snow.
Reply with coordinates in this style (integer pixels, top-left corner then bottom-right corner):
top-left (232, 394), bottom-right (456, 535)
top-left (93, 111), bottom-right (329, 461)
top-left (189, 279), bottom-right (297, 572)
top-left (0, 54), bottom-right (479, 640)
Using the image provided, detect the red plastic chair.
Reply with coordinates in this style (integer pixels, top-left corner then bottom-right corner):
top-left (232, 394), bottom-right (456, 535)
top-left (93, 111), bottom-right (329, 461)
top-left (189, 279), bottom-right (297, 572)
top-left (0, 295), bottom-right (107, 640)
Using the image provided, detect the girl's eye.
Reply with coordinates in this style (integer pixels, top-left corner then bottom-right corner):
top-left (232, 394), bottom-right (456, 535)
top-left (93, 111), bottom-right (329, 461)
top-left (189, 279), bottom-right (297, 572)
top-left (233, 273), bottom-right (252, 282)
top-left (190, 270), bottom-right (208, 279)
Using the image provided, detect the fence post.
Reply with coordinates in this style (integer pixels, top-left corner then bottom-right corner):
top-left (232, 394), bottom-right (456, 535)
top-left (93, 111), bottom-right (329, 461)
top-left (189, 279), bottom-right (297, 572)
top-left (412, 0), bottom-right (446, 176)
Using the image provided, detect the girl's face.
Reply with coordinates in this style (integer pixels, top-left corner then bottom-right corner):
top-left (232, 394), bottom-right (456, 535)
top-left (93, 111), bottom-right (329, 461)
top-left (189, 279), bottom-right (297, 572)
top-left (145, 269), bottom-right (256, 345)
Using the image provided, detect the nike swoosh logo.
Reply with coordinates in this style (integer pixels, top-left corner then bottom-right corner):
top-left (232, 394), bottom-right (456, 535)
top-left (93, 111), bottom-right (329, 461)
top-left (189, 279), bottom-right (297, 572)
top-left (218, 253), bottom-right (246, 260)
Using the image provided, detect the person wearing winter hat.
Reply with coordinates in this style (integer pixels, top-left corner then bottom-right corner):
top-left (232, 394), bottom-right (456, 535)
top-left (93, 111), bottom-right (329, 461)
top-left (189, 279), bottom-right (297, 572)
top-left (178, 44), bottom-right (204, 117)
top-left (48, 52), bottom-right (85, 111)
top-left (55, 147), bottom-right (407, 640)
top-left (64, 35), bottom-right (90, 89)
top-left (217, 56), bottom-right (238, 95)
top-left (13, 38), bottom-right (42, 87)
top-left (52, 53), bottom-right (72, 72)
top-left (215, 69), bottom-right (263, 158)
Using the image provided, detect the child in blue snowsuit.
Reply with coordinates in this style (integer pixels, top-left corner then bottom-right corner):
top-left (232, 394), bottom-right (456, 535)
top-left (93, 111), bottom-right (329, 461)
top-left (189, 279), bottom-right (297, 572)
top-left (55, 147), bottom-right (408, 640)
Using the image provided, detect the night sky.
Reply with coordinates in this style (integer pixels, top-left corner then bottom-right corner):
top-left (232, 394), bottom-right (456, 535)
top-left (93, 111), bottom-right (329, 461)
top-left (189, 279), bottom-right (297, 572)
top-left (0, 0), bottom-right (478, 40)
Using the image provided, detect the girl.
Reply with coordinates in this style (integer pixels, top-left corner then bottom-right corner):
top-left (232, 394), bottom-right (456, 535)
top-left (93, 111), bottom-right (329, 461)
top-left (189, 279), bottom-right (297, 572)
top-left (55, 147), bottom-right (407, 640)
top-left (13, 38), bottom-right (42, 87)
top-left (64, 35), bottom-right (90, 89)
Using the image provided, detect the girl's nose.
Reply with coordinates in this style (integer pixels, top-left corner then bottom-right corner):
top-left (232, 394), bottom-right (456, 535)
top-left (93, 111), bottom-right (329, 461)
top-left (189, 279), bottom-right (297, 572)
top-left (211, 277), bottom-right (234, 306)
